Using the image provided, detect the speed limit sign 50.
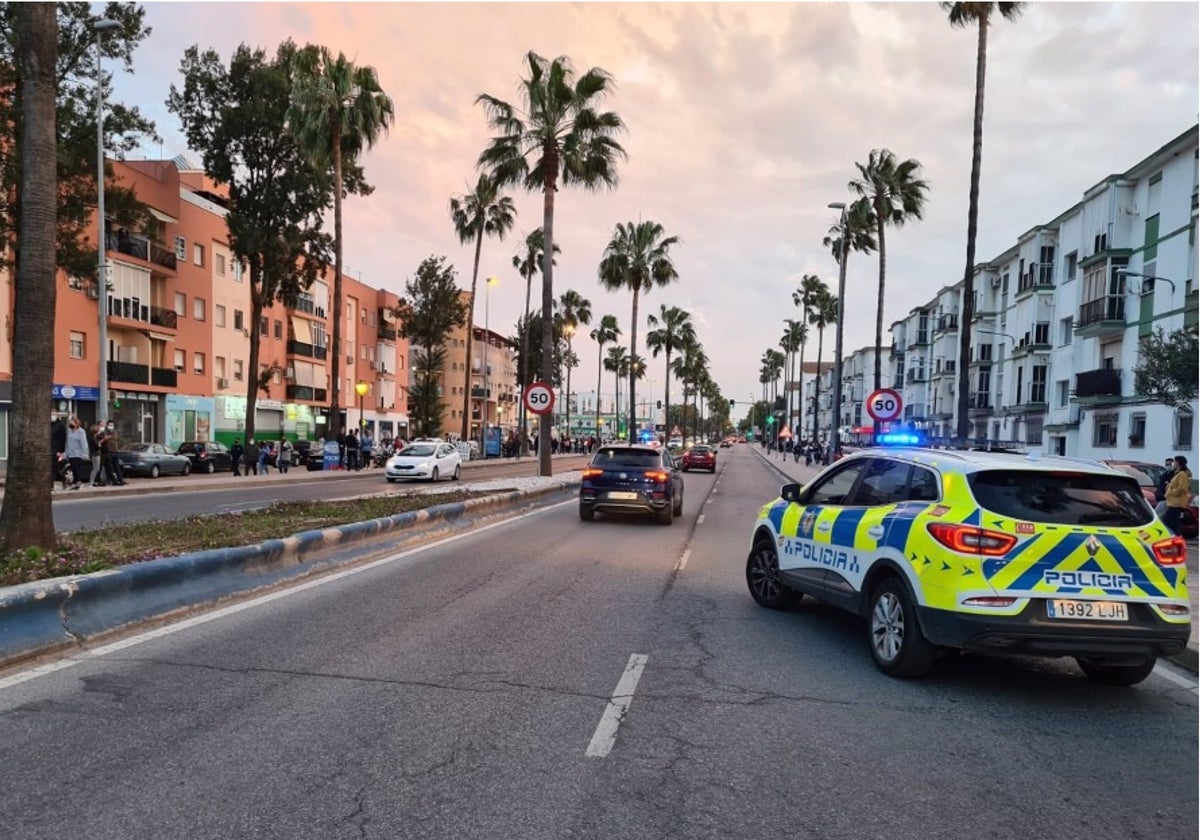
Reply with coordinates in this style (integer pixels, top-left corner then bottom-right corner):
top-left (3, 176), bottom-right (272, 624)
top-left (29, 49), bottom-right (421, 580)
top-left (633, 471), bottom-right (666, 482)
top-left (523, 381), bottom-right (556, 415)
top-left (865, 388), bottom-right (903, 423)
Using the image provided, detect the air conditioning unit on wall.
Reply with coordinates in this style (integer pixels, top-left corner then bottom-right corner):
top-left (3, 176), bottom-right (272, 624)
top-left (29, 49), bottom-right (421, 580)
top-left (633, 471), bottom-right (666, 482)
top-left (217, 377), bottom-right (229, 389)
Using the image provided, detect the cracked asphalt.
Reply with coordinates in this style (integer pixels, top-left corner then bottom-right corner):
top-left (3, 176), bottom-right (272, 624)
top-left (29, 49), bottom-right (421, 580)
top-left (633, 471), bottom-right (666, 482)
top-left (0, 445), bottom-right (1196, 839)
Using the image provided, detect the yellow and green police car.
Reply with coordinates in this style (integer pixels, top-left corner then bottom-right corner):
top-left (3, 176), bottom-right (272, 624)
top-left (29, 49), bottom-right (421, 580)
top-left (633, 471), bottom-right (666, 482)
top-left (746, 445), bottom-right (1191, 684)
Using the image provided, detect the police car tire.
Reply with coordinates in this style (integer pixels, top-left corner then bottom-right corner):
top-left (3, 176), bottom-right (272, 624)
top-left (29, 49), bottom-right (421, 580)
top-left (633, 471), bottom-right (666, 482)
top-left (868, 578), bottom-right (935, 678)
top-left (746, 537), bottom-right (802, 610)
top-left (1075, 657), bottom-right (1157, 687)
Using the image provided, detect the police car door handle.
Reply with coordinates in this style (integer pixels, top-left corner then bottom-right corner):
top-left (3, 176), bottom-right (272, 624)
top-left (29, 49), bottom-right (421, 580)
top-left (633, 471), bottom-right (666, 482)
top-left (816, 521), bottom-right (832, 533)
top-left (867, 526), bottom-right (885, 540)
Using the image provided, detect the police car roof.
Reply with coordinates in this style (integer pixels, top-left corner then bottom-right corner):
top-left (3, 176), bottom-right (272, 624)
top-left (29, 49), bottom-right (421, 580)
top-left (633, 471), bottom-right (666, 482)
top-left (853, 446), bottom-right (1123, 476)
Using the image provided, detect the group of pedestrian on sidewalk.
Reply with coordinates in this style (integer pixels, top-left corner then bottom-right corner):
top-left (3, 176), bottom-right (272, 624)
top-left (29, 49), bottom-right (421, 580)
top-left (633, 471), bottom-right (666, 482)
top-left (229, 437), bottom-right (296, 476)
top-left (51, 414), bottom-right (125, 490)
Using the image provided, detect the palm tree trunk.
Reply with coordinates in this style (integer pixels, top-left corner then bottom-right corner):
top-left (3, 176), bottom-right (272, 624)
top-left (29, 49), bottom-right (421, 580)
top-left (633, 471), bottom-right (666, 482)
top-left (539, 163), bottom-right (557, 476)
top-left (873, 202), bottom-right (887, 399)
top-left (329, 128), bottom-right (344, 443)
top-left (797, 340), bottom-right (806, 441)
top-left (812, 329), bottom-right (824, 445)
top-left (462, 227), bottom-right (483, 443)
top-left (614, 365), bottom-right (620, 434)
top-left (956, 14), bottom-right (989, 444)
top-left (0, 2), bottom-right (56, 551)
top-left (565, 335), bottom-right (573, 441)
top-left (663, 350), bottom-right (670, 441)
top-left (520, 267), bottom-right (532, 456)
top-left (595, 342), bottom-right (603, 444)
top-left (628, 288), bottom-right (640, 437)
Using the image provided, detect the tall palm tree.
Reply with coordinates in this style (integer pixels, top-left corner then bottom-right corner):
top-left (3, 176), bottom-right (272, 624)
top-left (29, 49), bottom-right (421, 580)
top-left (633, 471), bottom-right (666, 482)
top-left (597, 220), bottom-right (681, 436)
top-left (943, 1), bottom-right (1025, 443)
top-left (604, 344), bottom-right (629, 436)
top-left (780, 319), bottom-right (806, 436)
top-left (511, 228), bottom-right (560, 451)
top-left (645, 304), bottom-right (695, 440)
top-left (289, 46), bottom-right (394, 441)
top-left (806, 281), bottom-right (838, 444)
top-left (675, 340), bottom-right (709, 444)
top-left (558, 289), bottom-right (592, 439)
top-left (758, 364), bottom-right (772, 436)
top-left (849, 149), bottom-right (929, 394)
top-left (792, 274), bottom-right (826, 441)
top-left (450, 173), bottom-right (517, 443)
top-left (478, 51), bottom-right (627, 476)
top-left (590, 315), bottom-right (620, 443)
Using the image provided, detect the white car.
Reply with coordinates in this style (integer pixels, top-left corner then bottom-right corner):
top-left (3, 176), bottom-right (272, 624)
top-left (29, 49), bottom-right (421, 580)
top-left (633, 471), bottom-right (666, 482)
top-left (385, 441), bottom-right (462, 482)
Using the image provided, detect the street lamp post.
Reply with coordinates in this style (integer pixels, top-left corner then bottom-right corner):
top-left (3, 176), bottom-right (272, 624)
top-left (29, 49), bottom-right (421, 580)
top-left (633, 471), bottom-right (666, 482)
top-left (94, 18), bottom-right (120, 423)
top-left (1118, 268), bottom-right (1177, 296)
top-left (481, 276), bottom-right (498, 458)
top-left (828, 201), bottom-right (849, 458)
top-left (355, 380), bottom-right (369, 433)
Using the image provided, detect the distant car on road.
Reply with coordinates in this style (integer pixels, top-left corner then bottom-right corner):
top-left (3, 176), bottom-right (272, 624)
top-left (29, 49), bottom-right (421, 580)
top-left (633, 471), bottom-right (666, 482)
top-left (385, 440), bottom-right (462, 482)
top-left (116, 443), bottom-right (192, 478)
top-left (681, 444), bottom-right (717, 473)
top-left (176, 440), bottom-right (234, 474)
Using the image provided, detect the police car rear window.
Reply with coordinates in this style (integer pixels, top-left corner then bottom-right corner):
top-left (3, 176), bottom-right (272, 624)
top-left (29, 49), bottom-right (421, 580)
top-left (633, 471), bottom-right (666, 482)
top-left (592, 448), bottom-right (662, 468)
top-left (967, 470), bottom-right (1153, 527)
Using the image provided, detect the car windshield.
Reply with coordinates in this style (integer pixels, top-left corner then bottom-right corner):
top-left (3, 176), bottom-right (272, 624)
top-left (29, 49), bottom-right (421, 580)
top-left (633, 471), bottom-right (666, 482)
top-left (400, 444), bottom-right (436, 457)
top-left (968, 470), bottom-right (1153, 527)
top-left (591, 448), bottom-right (662, 468)
top-left (689, 446), bottom-right (712, 454)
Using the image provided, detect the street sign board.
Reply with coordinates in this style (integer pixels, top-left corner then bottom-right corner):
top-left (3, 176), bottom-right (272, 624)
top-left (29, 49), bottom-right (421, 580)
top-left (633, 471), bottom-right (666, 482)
top-left (865, 388), bottom-right (903, 423)
top-left (523, 381), bottom-right (555, 416)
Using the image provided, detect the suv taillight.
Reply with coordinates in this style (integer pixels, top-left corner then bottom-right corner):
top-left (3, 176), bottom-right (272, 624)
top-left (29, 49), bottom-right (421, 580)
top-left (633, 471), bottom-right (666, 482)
top-left (582, 467), bottom-right (604, 479)
top-left (644, 470), bottom-right (669, 483)
top-left (1151, 535), bottom-right (1187, 566)
top-left (927, 522), bottom-right (1017, 556)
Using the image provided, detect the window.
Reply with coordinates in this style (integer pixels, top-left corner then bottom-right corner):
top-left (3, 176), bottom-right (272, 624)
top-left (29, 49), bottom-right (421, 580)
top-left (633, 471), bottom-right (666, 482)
top-left (1065, 251), bottom-right (1077, 281)
top-left (853, 459), bottom-right (912, 506)
top-left (215, 253), bottom-right (226, 276)
top-left (274, 319), bottom-right (282, 340)
top-left (193, 297), bottom-right (206, 322)
top-left (193, 351), bottom-right (206, 375)
top-left (273, 367), bottom-right (282, 384)
top-left (967, 470), bottom-right (1150, 527)
top-left (1129, 413), bottom-right (1146, 448)
top-left (361, 307), bottom-right (367, 324)
top-left (232, 261), bottom-right (244, 283)
top-left (260, 315), bottom-right (268, 335)
top-left (174, 291), bottom-right (186, 316)
top-left (174, 236), bottom-right (186, 260)
top-left (805, 462), bottom-right (866, 506)
top-left (1059, 317), bottom-right (1073, 346)
top-left (67, 275), bottom-right (84, 291)
top-left (1034, 322), bottom-right (1049, 345)
top-left (216, 356), bottom-right (226, 377)
top-left (69, 331), bottom-right (85, 359)
top-left (215, 304), bottom-right (226, 328)
top-left (1093, 412), bottom-right (1118, 447)
top-left (233, 359), bottom-right (244, 381)
top-left (234, 309), bottom-right (244, 332)
top-left (1030, 365), bottom-right (1047, 404)
top-left (909, 467), bottom-right (939, 502)
top-left (193, 243), bottom-right (205, 267)
top-left (1175, 410), bottom-right (1195, 450)
top-left (1057, 380), bottom-right (1070, 408)
top-left (173, 349), bottom-right (185, 371)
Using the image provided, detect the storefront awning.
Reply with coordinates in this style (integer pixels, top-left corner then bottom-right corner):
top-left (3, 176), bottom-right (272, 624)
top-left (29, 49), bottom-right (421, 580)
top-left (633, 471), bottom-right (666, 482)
top-left (290, 316), bottom-right (313, 344)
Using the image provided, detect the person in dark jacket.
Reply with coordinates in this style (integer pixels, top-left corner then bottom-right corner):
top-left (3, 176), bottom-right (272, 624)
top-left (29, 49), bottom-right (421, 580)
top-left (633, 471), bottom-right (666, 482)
top-left (244, 438), bottom-right (260, 476)
top-left (51, 415), bottom-right (67, 489)
top-left (230, 438), bottom-right (244, 477)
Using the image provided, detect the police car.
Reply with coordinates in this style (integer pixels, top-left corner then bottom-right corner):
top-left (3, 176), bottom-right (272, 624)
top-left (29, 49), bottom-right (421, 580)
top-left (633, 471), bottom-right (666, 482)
top-left (747, 440), bottom-right (1191, 685)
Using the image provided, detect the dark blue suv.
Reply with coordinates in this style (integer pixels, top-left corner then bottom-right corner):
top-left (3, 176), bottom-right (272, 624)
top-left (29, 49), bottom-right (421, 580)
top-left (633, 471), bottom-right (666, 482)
top-left (580, 444), bottom-right (684, 525)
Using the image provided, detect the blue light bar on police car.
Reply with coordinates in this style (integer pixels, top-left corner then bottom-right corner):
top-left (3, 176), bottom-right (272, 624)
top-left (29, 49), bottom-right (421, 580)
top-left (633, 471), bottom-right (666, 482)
top-left (875, 431), bottom-right (925, 446)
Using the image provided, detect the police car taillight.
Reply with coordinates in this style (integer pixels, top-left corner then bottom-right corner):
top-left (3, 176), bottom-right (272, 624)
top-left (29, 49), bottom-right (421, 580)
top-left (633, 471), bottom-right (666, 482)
top-left (1151, 535), bottom-right (1188, 566)
top-left (926, 522), bottom-right (1017, 556)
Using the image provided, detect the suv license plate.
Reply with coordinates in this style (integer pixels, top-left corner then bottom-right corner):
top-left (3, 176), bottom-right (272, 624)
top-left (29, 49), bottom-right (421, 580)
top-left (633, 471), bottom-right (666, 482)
top-left (1047, 599), bottom-right (1128, 621)
top-left (608, 491), bottom-right (638, 500)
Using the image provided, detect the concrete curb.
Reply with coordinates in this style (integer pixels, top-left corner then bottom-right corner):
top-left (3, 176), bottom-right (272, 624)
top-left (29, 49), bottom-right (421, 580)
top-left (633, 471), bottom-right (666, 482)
top-left (0, 481), bottom-right (577, 668)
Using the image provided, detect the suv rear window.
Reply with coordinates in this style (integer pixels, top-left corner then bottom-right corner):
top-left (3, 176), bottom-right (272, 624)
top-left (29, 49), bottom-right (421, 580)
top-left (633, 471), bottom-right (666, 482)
top-left (967, 470), bottom-right (1153, 527)
top-left (592, 448), bottom-right (662, 468)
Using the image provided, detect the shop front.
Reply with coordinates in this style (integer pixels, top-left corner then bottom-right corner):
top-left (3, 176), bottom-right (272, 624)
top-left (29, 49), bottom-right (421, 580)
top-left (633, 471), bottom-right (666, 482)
top-left (109, 388), bottom-right (162, 446)
top-left (165, 395), bottom-right (215, 451)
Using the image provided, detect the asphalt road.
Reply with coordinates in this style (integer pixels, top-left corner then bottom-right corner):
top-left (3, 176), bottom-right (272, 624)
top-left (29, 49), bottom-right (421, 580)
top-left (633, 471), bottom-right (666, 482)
top-left (1, 445), bottom-right (1196, 839)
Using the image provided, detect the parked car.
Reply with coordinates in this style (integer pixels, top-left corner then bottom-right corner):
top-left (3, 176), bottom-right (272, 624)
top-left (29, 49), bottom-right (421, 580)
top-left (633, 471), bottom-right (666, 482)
top-left (176, 440), bottom-right (234, 474)
top-left (116, 442), bottom-right (193, 478)
top-left (1103, 460), bottom-right (1198, 539)
top-left (579, 443), bottom-right (684, 525)
top-left (385, 440), bottom-right (462, 482)
top-left (680, 444), bottom-right (717, 473)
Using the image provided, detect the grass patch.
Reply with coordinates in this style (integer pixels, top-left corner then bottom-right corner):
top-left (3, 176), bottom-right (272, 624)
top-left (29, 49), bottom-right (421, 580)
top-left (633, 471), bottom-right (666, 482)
top-left (0, 489), bottom-right (506, 587)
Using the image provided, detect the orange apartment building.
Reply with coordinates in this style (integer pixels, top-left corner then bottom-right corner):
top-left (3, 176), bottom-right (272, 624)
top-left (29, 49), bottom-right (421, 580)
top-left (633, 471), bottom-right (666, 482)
top-left (20, 156), bottom-right (411, 467)
top-left (435, 290), bottom-right (518, 441)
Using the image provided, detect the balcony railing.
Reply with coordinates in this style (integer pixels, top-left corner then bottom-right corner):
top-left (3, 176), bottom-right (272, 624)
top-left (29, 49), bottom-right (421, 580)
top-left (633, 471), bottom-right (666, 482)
top-left (1075, 368), bottom-right (1122, 398)
top-left (150, 305), bottom-right (177, 330)
top-left (1077, 295), bottom-right (1125, 329)
top-left (106, 231), bottom-right (176, 271)
top-left (285, 385), bottom-right (330, 402)
top-left (935, 314), bottom-right (959, 333)
top-left (378, 325), bottom-right (397, 341)
top-left (969, 391), bottom-right (991, 411)
top-left (285, 340), bottom-right (328, 359)
top-left (151, 367), bottom-right (177, 388)
top-left (148, 242), bottom-right (177, 271)
top-left (471, 387), bottom-right (492, 398)
top-left (107, 361), bottom-right (177, 388)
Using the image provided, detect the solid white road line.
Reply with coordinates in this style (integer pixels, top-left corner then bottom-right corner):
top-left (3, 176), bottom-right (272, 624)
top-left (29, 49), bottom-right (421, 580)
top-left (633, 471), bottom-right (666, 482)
top-left (697, 514), bottom-right (705, 525)
top-left (1154, 660), bottom-right (1199, 691)
top-left (0, 498), bottom-right (574, 693)
top-left (586, 653), bottom-right (648, 758)
top-left (674, 549), bottom-right (690, 572)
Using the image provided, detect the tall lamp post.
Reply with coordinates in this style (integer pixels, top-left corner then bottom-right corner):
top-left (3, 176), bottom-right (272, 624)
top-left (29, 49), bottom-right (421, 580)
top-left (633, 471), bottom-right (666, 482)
top-left (828, 201), bottom-right (849, 458)
top-left (481, 276), bottom-right (498, 457)
top-left (94, 18), bottom-right (120, 423)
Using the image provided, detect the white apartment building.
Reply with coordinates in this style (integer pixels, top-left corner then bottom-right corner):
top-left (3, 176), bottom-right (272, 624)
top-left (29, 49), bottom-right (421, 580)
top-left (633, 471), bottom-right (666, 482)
top-left (885, 125), bottom-right (1198, 459)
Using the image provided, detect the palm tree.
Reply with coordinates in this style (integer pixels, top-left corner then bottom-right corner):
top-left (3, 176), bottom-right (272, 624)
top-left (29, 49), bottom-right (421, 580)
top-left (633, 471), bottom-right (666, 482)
top-left (289, 46), bottom-right (394, 441)
top-left (450, 173), bottom-right (517, 443)
top-left (604, 344), bottom-right (629, 436)
top-left (807, 284), bottom-right (838, 444)
top-left (780, 319), bottom-right (806, 436)
top-left (675, 340), bottom-right (709, 445)
top-left (943, 2), bottom-right (1025, 443)
top-left (558, 289), bottom-right (592, 439)
top-left (792, 274), bottom-right (826, 441)
top-left (645, 305), bottom-right (695, 441)
top-left (597, 220), bottom-right (681, 436)
top-left (590, 315), bottom-right (620, 443)
top-left (511, 228), bottom-right (560, 451)
top-left (849, 149), bottom-right (929, 394)
top-left (477, 51), bottom-right (627, 475)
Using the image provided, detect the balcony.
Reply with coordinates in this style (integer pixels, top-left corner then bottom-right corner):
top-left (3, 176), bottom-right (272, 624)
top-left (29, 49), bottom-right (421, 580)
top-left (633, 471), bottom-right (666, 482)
top-left (378, 325), bottom-right (397, 341)
top-left (151, 367), bottom-right (177, 388)
top-left (107, 361), bottom-right (177, 388)
top-left (1016, 265), bottom-right (1054, 297)
top-left (1074, 368), bottom-right (1122, 400)
top-left (934, 314), bottom-right (959, 334)
top-left (471, 387), bottom-right (492, 398)
top-left (106, 231), bottom-right (176, 272)
top-left (910, 331), bottom-right (930, 347)
top-left (1076, 295), bottom-right (1126, 335)
top-left (150, 306), bottom-right (177, 330)
top-left (905, 369), bottom-right (927, 384)
top-left (285, 340), bottom-right (328, 360)
top-left (285, 385), bottom-right (330, 402)
top-left (968, 391), bottom-right (991, 415)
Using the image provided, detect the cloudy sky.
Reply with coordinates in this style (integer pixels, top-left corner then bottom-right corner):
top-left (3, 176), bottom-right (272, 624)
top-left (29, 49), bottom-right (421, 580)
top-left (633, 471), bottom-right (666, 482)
top-left (111, 1), bottom-right (1199, 421)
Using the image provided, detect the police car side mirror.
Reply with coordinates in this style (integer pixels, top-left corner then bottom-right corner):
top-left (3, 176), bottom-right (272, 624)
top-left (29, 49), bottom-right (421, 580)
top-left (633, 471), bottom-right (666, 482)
top-left (781, 483), bottom-right (803, 504)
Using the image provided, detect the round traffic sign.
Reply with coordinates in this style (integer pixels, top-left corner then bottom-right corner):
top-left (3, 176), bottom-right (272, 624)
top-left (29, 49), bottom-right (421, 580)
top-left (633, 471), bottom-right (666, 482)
top-left (523, 381), bottom-right (556, 416)
top-left (866, 388), bottom-right (903, 423)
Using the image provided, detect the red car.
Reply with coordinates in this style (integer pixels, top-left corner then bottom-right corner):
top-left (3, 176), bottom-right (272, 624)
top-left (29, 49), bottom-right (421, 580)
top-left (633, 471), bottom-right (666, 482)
top-left (680, 445), bottom-right (717, 473)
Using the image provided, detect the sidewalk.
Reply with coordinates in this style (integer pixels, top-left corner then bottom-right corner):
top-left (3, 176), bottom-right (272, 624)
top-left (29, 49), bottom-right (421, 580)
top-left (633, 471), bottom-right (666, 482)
top-left (748, 444), bottom-right (1199, 673)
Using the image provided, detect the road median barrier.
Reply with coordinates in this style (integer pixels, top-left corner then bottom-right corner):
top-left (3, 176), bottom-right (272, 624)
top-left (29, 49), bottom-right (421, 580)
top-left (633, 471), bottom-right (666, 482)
top-left (0, 480), bottom-right (577, 669)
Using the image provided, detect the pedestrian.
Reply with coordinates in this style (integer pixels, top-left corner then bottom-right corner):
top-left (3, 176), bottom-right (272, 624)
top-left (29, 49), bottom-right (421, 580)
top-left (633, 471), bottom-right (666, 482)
top-left (244, 438), bottom-right (260, 475)
top-left (345, 430), bottom-right (359, 470)
top-left (100, 422), bottom-right (125, 485)
top-left (230, 438), bottom-right (244, 477)
top-left (259, 441), bottom-right (271, 475)
top-left (64, 416), bottom-right (90, 489)
top-left (279, 438), bottom-right (292, 474)
top-left (51, 414), bottom-right (67, 490)
top-left (1162, 455), bottom-right (1193, 536)
top-left (1154, 456), bottom-right (1175, 517)
top-left (88, 422), bottom-right (104, 486)
top-left (359, 429), bottom-right (373, 470)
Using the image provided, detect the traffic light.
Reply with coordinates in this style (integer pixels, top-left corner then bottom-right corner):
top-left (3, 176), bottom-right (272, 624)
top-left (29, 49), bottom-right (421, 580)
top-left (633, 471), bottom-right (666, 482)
top-left (729, 399), bottom-right (735, 408)
top-left (766, 415), bottom-right (775, 426)
top-left (656, 400), bottom-right (662, 409)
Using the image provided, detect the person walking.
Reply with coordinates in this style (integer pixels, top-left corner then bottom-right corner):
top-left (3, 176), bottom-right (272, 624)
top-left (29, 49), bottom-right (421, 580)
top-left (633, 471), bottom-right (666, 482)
top-left (359, 429), bottom-right (373, 470)
top-left (259, 441), bottom-right (272, 475)
top-left (99, 422), bottom-right (125, 486)
top-left (64, 416), bottom-right (90, 489)
top-left (51, 415), bottom-right (67, 490)
top-left (230, 438), bottom-right (244, 477)
top-left (278, 438), bottom-right (292, 474)
top-left (1154, 456), bottom-right (1175, 517)
top-left (88, 422), bottom-right (104, 486)
top-left (244, 438), bottom-right (260, 476)
top-left (1162, 455), bottom-right (1193, 536)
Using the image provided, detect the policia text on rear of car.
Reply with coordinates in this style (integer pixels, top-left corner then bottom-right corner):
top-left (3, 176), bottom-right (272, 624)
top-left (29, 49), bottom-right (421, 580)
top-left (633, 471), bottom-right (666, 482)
top-left (747, 447), bottom-right (1190, 685)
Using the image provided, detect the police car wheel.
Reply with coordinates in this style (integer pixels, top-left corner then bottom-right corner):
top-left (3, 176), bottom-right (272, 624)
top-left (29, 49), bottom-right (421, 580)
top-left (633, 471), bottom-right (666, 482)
top-left (746, 537), bottom-right (801, 610)
top-left (868, 578), bottom-right (935, 678)
top-left (1075, 657), bottom-right (1156, 687)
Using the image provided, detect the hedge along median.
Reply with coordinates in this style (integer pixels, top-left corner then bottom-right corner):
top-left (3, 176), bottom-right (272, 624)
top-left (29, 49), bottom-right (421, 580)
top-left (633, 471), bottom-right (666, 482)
top-left (0, 481), bottom-right (577, 667)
